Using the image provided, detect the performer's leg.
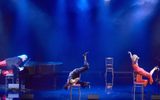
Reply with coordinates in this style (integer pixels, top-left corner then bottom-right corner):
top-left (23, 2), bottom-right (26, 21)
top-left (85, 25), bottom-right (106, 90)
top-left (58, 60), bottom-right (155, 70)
top-left (137, 68), bottom-right (153, 84)
top-left (75, 64), bottom-right (89, 74)
top-left (0, 60), bottom-right (7, 67)
top-left (136, 74), bottom-right (148, 86)
top-left (150, 66), bottom-right (159, 75)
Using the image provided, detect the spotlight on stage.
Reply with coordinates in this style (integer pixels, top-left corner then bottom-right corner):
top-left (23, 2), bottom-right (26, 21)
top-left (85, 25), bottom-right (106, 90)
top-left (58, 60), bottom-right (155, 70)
top-left (104, 0), bottom-right (111, 2)
top-left (104, 0), bottom-right (111, 3)
top-left (77, 0), bottom-right (89, 12)
top-left (104, 0), bottom-right (111, 5)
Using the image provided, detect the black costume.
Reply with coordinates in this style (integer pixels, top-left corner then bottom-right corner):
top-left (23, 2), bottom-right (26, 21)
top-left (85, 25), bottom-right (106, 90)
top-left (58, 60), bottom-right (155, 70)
top-left (64, 62), bottom-right (90, 89)
top-left (5, 57), bottom-right (24, 70)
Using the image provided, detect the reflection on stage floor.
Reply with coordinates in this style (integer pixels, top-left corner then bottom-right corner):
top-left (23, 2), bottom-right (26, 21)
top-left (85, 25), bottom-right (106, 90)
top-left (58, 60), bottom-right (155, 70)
top-left (0, 84), bottom-right (159, 100)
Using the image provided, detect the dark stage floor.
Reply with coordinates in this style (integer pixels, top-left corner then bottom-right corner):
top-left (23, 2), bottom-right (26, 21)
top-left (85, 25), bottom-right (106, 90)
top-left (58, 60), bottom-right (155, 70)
top-left (0, 85), bottom-right (159, 100)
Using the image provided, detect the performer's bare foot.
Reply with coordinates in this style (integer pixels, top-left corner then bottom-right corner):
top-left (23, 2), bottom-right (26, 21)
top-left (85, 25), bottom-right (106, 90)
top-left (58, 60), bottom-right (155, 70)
top-left (150, 66), bottom-right (159, 76)
top-left (155, 66), bottom-right (159, 71)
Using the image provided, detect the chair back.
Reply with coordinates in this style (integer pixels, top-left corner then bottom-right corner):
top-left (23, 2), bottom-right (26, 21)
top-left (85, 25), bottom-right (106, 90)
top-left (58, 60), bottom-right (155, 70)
top-left (105, 57), bottom-right (113, 68)
top-left (133, 71), bottom-right (145, 85)
top-left (133, 71), bottom-right (137, 83)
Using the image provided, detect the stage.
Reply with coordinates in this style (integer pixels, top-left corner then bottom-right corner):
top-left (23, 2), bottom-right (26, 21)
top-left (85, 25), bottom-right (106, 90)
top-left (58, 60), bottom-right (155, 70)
top-left (0, 84), bottom-right (159, 100)
top-left (0, 70), bottom-right (160, 100)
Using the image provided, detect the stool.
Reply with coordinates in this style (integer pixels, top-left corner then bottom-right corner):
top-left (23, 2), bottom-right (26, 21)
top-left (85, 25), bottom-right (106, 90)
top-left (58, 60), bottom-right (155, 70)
top-left (70, 84), bottom-right (81, 100)
top-left (133, 71), bottom-right (144, 100)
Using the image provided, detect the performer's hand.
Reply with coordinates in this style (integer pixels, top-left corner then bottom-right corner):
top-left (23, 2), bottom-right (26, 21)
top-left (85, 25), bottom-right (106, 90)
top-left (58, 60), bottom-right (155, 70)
top-left (15, 64), bottom-right (24, 71)
top-left (128, 51), bottom-right (131, 54)
top-left (18, 67), bottom-right (24, 71)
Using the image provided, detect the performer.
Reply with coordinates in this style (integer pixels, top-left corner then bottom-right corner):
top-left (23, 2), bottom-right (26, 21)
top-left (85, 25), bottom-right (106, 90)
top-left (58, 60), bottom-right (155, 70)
top-left (128, 51), bottom-right (159, 86)
top-left (0, 54), bottom-right (28, 75)
top-left (64, 52), bottom-right (90, 90)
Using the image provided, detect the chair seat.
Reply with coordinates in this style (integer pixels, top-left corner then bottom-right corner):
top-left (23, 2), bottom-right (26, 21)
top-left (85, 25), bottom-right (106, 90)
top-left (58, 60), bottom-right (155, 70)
top-left (134, 82), bottom-right (144, 85)
top-left (71, 84), bottom-right (81, 87)
top-left (6, 74), bottom-right (14, 77)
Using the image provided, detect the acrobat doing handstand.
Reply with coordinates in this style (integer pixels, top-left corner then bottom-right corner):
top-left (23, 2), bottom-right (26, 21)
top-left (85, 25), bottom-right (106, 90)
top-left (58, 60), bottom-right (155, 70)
top-left (64, 52), bottom-right (90, 90)
top-left (128, 51), bottom-right (159, 86)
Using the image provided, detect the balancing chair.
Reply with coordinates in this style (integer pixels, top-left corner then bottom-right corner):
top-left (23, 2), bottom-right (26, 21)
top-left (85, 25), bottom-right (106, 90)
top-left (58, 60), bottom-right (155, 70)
top-left (2, 70), bottom-right (14, 89)
top-left (70, 83), bottom-right (81, 100)
top-left (133, 71), bottom-right (146, 100)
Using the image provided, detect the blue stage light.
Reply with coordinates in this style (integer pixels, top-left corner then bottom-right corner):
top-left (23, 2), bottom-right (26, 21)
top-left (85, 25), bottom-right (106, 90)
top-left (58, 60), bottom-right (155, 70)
top-left (104, 0), bottom-right (111, 2)
top-left (77, 0), bottom-right (89, 12)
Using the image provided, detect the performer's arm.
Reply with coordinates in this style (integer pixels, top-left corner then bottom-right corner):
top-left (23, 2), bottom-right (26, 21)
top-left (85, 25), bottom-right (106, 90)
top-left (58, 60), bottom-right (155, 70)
top-left (128, 51), bottom-right (133, 59)
top-left (15, 64), bottom-right (24, 71)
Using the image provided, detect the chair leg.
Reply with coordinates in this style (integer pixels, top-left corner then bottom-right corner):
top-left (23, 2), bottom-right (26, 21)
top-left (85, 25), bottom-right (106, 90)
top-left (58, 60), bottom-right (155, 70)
top-left (70, 87), bottom-right (72, 100)
top-left (142, 86), bottom-right (144, 100)
top-left (78, 88), bottom-right (80, 100)
top-left (133, 86), bottom-right (135, 100)
top-left (133, 85), bottom-right (144, 100)
top-left (5, 77), bottom-right (7, 89)
top-left (70, 86), bottom-right (81, 100)
top-left (12, 77), bottom-right (14, 83)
